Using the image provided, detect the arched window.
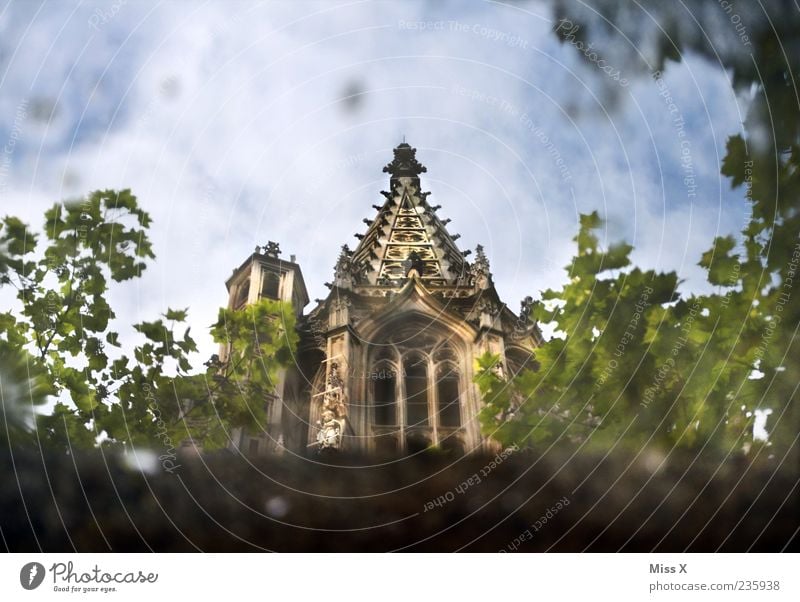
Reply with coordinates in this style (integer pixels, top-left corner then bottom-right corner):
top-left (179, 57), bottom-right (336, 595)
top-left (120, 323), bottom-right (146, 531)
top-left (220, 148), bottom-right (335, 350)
top-left (368, 323), bottom-right (467, 453)
top-left (437, 363), bottom-right (461, 428)
top-left (433, 342), bottom-right (458, 363)
top-left (404, 354), bottom-right (429, 427)
top-left (260, 270), bottom-right (280, 299)
top-left (372, 362), bottom-right (397, 425)
top-left (234, 278), bottom-right (250, 308)
top-left (506, 347), bottom-right (535, 378)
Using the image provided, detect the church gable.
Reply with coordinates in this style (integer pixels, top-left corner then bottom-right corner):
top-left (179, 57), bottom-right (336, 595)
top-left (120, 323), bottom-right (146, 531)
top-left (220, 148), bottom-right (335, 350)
top-left (224, 142), bottom-right (541, 457)
top-left (356, 275), bottom-right (479, 343)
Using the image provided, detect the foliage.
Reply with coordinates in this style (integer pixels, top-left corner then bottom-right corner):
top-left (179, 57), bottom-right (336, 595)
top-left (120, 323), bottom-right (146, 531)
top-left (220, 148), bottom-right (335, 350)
top-left (176, 298), bottom-right (298, 450)
top-left (0, 189), bottom-right (297, 452)
top-left (477, 210), bottom-right (783, 454)
top-left (478, 2), bottom-right (799, 458)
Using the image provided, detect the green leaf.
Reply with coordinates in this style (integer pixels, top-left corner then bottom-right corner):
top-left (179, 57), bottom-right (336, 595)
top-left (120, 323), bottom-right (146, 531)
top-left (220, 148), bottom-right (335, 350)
top-left (164, 308), bottom-right (188, 322)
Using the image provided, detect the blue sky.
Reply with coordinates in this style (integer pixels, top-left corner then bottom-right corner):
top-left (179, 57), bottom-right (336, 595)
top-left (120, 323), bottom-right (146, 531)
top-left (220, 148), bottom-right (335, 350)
top-left (0, 0), bottom-right (752, 360)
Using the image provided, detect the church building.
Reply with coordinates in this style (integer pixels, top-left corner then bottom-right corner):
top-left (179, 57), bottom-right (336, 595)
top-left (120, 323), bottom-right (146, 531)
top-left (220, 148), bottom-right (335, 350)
top-left (223, 143), bottom-right (541, 456)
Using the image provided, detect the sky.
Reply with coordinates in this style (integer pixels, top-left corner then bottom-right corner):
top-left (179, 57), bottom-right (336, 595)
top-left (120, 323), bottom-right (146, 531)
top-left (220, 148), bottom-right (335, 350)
top-left (0, 0), bottom-right (752, 362)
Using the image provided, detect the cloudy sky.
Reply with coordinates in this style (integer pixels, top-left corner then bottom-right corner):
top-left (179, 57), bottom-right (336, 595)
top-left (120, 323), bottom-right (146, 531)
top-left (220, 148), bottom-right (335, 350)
top-left (0, 0), bottom-right (751, 361)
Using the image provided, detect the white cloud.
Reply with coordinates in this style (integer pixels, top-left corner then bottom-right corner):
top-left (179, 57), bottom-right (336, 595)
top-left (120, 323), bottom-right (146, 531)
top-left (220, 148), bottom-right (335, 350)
top-left (0, 0), bottom-right (752, 363)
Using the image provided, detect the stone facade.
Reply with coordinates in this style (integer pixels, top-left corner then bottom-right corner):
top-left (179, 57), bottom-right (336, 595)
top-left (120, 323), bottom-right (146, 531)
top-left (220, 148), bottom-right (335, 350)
top-left (225, 143), bottom-right (541, 456)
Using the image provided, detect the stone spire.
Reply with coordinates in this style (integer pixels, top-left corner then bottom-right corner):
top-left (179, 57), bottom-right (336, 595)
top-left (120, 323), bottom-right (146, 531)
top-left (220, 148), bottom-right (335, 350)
top-left (350, 142), bottom-right (468, 287)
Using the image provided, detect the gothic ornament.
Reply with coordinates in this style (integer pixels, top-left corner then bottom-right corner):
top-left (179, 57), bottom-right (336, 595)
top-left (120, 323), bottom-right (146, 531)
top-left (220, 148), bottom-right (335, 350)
top-left (316, 410), bottom-right (342, 450)
top-left (519, 295), bottom-right (535, 323)
top-left (333, 245), bottom-right (354, 288)
top-left (470, 245), bottom-right (492, 290)
top-left (403, 250), bottom-right (425, 277)
top-left (330, 296), bottom-right (352, 326)
top-left (383, 143), bottom-right (427, 179)
top-left (263, 241), bottom-right (281, 258)
top-left (315, 362), bottom-right (347, 451)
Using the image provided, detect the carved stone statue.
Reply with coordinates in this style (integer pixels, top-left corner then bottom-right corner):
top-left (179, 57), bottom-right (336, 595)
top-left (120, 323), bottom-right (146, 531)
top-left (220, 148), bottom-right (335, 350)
top-left (316, 410), bottom-right (342, 450)
top-left (312, 361), bottom-right (349, 452)
top-left (403, 250), bottom-right (425, 277)
top-left (321, 362), bottom-right (347, 418)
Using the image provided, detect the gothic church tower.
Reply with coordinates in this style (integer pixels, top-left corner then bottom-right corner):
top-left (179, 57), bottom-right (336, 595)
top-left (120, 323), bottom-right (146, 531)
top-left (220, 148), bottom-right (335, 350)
top-left (225, 143), bottom-right (541, 457)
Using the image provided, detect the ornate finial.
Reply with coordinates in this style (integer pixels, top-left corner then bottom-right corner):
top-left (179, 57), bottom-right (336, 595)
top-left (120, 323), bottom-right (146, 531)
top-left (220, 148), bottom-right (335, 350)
top-left (333, 245), bottom-right (368, 288)
top-left (383, 142), bottom-right (427, 179)
top-left (512, 295), bottom-right (538, 337)
top-left (263, 241), bottom-right (281, 258)
top-left (470, 245), bottom-right (492, 290)
top-left (474, 244), bottom-right (489, 268)
top-left (519, 296), bottom-right (534, 321)
top-left (335, 245), bottom-right (351, 266)
top-left (333, 245), bottom-right (353, 289)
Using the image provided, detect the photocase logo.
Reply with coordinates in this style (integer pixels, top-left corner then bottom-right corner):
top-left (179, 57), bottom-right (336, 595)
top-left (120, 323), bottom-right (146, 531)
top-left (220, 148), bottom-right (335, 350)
top-left (20, 562), bottom-right (45, 590)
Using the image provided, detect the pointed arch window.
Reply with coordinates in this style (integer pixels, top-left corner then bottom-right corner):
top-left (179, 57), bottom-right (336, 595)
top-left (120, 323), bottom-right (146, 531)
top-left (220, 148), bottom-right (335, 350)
top-left (434, 342), bottom-right (458, 363)
top-left (260, 270), bottom-right (281, 300)
top-left (404, 353), bottom-right (429, 427)
top-left (369, 332), bottom-right (466, 454)
top-left (372, 362), bottom-right (397, 426)
top-left (437, 363), bottom-right (461, 428)
top-left (506, 346), bottom-right (535, 378)
top-left (234, 278), bottom-right (250, 308)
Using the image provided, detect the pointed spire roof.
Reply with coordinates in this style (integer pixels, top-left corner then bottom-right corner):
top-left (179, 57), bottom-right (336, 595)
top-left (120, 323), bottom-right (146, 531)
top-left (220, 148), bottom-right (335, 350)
top-left (350, 142), bottom-right (468, 287)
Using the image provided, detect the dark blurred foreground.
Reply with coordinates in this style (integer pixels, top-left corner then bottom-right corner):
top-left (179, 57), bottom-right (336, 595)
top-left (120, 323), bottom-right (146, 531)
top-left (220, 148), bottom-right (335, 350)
top-left (1, 444), bottom-right (797, 552)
